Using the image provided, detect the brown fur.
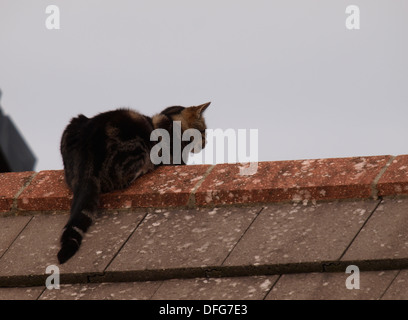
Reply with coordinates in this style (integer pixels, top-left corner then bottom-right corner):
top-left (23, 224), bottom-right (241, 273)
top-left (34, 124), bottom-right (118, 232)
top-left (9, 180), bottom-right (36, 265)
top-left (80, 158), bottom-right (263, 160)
top-left (57, 102), bottom-right (210, 264)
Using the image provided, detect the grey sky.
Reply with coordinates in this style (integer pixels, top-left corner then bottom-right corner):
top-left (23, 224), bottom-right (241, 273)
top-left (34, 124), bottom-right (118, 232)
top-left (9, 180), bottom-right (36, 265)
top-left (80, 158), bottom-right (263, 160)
top-left (0, 0), bottom-right (407, 171)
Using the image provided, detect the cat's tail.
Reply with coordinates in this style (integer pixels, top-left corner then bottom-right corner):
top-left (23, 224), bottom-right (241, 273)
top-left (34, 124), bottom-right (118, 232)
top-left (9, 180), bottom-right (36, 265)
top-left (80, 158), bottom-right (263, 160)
top-left (57, 179), bottom-right (100, 264)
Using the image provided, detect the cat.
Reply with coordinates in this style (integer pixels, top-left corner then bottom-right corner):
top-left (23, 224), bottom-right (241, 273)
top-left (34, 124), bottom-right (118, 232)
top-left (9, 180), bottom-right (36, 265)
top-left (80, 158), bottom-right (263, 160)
top-left (58, 102), bottom-right (210, 264)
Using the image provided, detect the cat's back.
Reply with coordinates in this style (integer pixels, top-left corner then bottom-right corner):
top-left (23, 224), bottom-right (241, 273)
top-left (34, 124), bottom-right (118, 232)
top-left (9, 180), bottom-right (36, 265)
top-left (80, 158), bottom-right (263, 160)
top-left (98, 109), bottom-right (153, 142)
top-left (61, 108), bottom-right (154, 164)
top-left (62, 109), bottom-right (152, 143)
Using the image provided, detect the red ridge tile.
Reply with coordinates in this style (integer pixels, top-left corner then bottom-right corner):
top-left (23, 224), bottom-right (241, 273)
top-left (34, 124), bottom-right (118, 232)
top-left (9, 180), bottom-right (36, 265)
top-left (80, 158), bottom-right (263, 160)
top-left (195, 156), bottom-right (391, 206)
top-left (5, 155), bottom-right (403, 212)
top-left (0, 171), bottom-right (35, 213)
top-left (17, 170), bottom-right (72, 212)
top-left (16, 166), bottom-right (210, 212)
top-left (377, 155), bottom-right (408, 196)
top-left (100, 165), bottom-right (210, 209)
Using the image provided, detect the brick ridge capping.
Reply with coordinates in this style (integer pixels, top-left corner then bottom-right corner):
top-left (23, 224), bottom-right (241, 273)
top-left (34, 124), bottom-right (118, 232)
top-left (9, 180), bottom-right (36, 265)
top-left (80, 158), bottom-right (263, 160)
top-left (1, 154), bottom-right (408, 215)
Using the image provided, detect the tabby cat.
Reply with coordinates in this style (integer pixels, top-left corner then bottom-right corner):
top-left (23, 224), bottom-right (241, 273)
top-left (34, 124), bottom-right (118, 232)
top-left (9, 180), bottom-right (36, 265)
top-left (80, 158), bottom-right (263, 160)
top-left (58, 102), bottom-right (210, 264)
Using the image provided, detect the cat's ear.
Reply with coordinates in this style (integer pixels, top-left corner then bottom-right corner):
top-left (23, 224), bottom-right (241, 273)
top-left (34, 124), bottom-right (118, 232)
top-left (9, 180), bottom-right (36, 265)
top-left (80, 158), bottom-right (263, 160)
top-left (195, 102), bottom-right (211, 117)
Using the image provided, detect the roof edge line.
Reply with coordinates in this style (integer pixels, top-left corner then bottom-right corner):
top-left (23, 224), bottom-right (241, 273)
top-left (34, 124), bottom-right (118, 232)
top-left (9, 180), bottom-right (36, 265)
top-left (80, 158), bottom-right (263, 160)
top-left (371, 155), bottom-right (396, 199)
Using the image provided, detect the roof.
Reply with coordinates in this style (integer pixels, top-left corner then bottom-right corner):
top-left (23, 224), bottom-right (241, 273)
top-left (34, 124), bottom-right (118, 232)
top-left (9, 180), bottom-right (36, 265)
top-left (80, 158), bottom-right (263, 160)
top-left (1, 154), bottom-right (408, 300)
top-left (0, 90), bottom-right (37, 172)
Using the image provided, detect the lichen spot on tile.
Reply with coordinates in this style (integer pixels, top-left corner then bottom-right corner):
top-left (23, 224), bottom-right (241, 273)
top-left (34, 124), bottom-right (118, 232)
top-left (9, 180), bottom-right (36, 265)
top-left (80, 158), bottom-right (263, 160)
top-left (352, 159), bottom-right (367, 179)
top-left (195, 242), bottom-right (210, 253)
top-left (260, 279), bottom-right (272, 291)
top-left (192, 227), bottom-right (208, 233)
top-left (301, 160), bottom-right (313, 171)
top-left (191, 176), bottom-right (204, 182)
top-left (394, 185), bottom-right (402, 193)
top-left (353, 208), bottom-right (366, 216)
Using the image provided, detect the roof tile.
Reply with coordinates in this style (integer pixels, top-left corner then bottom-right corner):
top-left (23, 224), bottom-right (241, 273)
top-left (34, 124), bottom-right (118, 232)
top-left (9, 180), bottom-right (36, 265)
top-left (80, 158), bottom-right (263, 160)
top-left (342, 197), bottom-right (408, 261)
top-left (106, 206), bottom-right (261, 272)
top-left (266, 270), bottom-right (398, 300)
top-left (223, 200), bottom-right (378, 266)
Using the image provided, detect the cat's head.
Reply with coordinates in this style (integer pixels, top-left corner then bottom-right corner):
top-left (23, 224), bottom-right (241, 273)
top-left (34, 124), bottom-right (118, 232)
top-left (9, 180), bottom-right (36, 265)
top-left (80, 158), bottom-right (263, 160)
top-left (154, 102), bottom-right (210, 153)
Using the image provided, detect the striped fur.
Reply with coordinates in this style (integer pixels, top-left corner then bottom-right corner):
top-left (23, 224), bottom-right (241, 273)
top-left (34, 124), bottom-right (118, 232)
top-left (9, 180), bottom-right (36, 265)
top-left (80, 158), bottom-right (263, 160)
top-left (58, 103), bottom-right (210, 264)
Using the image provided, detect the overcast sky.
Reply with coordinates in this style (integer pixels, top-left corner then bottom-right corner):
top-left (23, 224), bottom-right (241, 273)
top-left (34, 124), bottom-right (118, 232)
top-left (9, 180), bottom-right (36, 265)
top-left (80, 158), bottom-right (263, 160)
top-left (0, 0), bottom-right (407, 171)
